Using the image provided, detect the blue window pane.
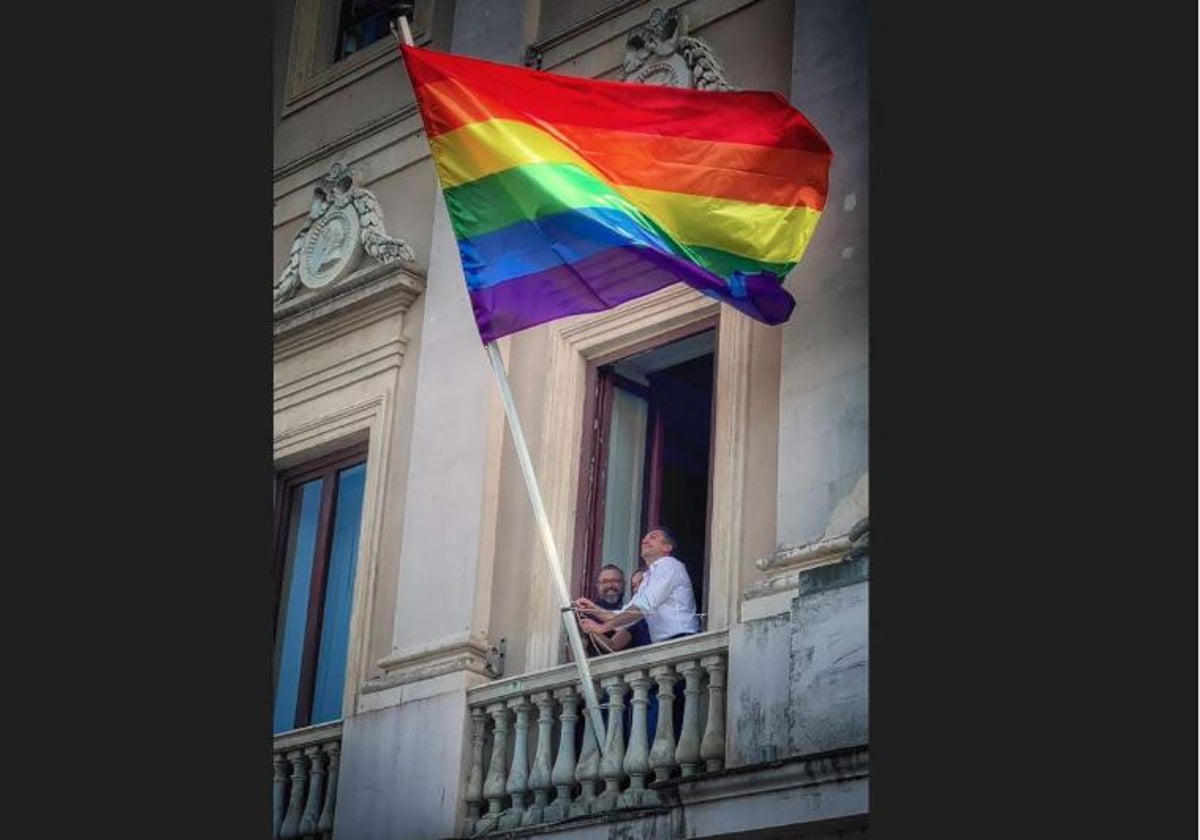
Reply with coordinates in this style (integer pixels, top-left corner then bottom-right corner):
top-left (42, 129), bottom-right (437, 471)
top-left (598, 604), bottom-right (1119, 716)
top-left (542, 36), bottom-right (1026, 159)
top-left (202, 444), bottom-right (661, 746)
top-left (273, 479), bottom-right (324, 733)
top-left (310, 464), bottom-right (367, 724)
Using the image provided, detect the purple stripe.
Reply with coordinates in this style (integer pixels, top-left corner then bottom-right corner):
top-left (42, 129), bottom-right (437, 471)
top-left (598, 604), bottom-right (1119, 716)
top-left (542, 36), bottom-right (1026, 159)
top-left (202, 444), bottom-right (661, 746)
top-left (470, 245), bottom-right (795, 342)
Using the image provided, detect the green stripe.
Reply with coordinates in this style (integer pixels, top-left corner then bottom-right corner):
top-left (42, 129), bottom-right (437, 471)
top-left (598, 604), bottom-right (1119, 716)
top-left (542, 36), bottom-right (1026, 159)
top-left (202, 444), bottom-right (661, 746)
top-left (444, 162), bottom-right (788, 282)
top-left (444, 162), bottom-right (643, 239)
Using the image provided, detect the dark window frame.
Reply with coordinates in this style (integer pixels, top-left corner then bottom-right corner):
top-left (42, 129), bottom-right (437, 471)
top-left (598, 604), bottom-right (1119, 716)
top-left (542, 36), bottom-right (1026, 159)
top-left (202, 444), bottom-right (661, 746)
top-left (334, 0), bottom-right (415, 62)
top-left (272, 442), bottom-right (369, 731)
top-left (571, 317), bottom-right (719, 607)
top-left (282, 0), bottom-right (434, 118)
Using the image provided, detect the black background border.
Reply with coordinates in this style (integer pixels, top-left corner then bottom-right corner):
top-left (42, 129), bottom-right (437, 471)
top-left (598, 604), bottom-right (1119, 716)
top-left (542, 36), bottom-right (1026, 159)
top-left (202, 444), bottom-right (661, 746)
top-left (7, 1), bottom-right (1195, 835)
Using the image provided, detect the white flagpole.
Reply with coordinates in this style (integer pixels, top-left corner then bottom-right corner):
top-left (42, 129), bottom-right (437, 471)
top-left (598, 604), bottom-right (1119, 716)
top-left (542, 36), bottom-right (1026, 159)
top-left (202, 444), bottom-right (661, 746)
top-left (482, 342), bottom-right (609, 756)
top-left (396, 13), bottom-right (413, 46)
top-left (394, 15), bottom-right (608, 758)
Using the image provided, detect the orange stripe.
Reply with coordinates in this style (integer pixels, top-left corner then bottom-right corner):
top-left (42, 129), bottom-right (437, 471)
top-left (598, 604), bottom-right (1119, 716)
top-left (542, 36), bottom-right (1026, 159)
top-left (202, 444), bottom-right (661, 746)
top-left (568, 127), bottom-right (828, 211)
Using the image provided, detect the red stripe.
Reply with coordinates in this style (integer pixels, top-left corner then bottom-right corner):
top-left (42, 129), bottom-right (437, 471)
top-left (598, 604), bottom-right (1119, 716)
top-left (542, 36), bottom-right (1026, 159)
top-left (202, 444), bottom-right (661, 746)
top-left (401, 44), bottom-right (832, 156)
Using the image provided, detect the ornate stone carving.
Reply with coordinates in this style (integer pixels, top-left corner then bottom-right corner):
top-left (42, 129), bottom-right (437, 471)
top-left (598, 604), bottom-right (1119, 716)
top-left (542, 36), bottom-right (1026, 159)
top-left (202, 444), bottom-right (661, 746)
top-left (274, 162), bottom-right (416, 304)
top-left (743, 517), bottom-right (869, 603)
top-left (622, 7), bottom-right (734, 91)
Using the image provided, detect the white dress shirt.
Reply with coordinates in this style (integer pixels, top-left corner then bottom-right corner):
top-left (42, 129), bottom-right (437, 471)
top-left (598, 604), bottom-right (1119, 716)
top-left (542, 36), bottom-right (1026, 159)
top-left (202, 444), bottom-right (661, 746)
top-left (619, 555), bottom-right (699, 642)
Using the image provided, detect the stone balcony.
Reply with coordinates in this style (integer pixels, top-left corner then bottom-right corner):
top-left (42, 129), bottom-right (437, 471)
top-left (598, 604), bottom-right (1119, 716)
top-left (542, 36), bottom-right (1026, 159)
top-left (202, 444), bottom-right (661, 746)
top-left (273, 721), bottom-right (343, 839)
top-left (459, 631), bottom-right (729, 837)
top-left (277, 544), bottom-right (869, 840)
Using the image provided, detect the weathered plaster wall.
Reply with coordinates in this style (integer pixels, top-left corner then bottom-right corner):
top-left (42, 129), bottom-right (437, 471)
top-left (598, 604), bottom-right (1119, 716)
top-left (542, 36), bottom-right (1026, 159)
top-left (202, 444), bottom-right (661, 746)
top-left (728, 555), bottom-right (869, 766)
top-left (788, 556), bottom-right (869, 755)
top-left (777, 0), bottom-right (869, 548)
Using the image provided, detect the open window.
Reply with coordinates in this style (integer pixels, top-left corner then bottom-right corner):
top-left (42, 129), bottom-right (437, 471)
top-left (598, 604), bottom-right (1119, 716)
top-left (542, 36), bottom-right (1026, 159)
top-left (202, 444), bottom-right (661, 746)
top-left (574, 325), bottom-right (717, 620)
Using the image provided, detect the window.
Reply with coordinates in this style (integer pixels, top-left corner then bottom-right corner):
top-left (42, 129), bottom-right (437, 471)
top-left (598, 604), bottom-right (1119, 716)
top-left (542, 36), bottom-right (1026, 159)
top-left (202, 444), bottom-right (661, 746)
top-left (335, 0), bottom-right (414, 61)
top-left (282, 0), bottom-right (431, 116)
top-left (272, 445), bottom-right (368, 734)
top-left (575, 327), bottom-right (716, 613)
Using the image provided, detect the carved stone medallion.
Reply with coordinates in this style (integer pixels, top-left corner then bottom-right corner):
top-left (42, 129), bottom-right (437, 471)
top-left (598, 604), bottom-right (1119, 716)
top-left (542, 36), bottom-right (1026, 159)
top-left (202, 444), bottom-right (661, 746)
top-left (622, 7), bottom-right (735, 92)
top-left (274, 161), bottom-right (417, 305)
top-left (299, 205), bottom-right (363, 289)
top-left (626, 50), bottom-right (692, 88)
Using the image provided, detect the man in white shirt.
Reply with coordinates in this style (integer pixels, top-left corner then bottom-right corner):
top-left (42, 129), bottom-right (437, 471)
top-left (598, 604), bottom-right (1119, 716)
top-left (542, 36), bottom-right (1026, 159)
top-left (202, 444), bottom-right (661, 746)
top-left (575, 526), bottom-right (699, 643)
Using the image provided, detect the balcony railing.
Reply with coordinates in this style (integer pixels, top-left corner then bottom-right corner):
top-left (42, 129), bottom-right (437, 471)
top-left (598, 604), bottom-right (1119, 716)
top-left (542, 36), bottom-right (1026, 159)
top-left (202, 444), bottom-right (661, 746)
top-left (460, 630), bottom-right (728, 836)
top-left (273, 721), bottom-right (342, 839)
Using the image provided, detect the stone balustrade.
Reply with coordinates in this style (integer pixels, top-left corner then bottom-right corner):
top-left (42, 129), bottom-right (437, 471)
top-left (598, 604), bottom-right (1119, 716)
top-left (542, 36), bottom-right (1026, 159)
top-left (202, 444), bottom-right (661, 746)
top-left (273, 721), bottom-right (342, 839)
top-left (460, 631), bottom-right (728, 836)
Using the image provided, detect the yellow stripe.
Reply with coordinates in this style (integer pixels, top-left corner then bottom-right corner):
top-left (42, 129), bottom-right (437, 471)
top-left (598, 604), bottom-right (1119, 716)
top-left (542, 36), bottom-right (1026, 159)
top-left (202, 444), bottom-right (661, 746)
top-left (430, 120), bottom-right (597, 187)
top-left (623, 186), bottom-right (824, 265)
top-left (432, 119), bottom-right (824, 264)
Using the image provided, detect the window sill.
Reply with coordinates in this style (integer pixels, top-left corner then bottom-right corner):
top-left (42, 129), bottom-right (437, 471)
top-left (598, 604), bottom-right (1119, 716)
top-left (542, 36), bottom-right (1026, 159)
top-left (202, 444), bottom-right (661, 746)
top-left (282, 25), bottom-right (430, 119)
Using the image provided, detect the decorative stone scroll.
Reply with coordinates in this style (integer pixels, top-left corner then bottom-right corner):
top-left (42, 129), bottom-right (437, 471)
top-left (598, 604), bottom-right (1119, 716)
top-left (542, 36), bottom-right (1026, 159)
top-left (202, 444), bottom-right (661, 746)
top-left (274, 162), bottom-right (416, 304)
top-left (622, 7), bottom-right (734, 91)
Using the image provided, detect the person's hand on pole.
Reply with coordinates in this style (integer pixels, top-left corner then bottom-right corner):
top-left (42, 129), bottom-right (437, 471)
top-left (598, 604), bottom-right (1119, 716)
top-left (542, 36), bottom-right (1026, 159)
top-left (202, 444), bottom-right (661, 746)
top-left (580, 616), bottom-right (607, 635)
top-left (574, 596), bottom-right (599, 614)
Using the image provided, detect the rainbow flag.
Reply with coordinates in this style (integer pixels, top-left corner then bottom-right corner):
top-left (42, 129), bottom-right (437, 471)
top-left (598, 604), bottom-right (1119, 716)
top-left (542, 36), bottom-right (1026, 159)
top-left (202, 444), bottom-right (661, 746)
top-left (400, 44), bottom-right (832, 343)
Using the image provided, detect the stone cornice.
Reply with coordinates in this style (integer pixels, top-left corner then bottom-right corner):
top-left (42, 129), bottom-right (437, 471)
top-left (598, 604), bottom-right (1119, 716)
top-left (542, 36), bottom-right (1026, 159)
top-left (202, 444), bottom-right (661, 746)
top-left (364, 632), bottom-right (497, 693)
top-left (660, 743), bottom-right (869, 804)
top-left (273, 261), bottom-right (425, 344)
top-left (525, 0), bottom-right (757, 78)
top-left (274, 104), bottom-right (421, 183)
top-left (757, 532), bottom-right (854, 572)
top-left (273, 395), bottom-right (380, 454)
top-left (452, 743), bottom-right (868, 837)
top-left (524, 0), bottom-right (646, 65)
top-left (743, 523), bottom-right (866, 602)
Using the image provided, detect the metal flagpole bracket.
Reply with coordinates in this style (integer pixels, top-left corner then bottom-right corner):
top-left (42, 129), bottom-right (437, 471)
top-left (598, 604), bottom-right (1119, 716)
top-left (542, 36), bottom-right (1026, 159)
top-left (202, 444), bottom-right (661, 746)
top-left (394, 15), bottom-right (414, 46)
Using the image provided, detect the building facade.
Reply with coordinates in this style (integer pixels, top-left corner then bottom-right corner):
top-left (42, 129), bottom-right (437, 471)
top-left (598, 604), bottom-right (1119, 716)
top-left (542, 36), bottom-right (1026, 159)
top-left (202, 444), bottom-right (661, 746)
top-left (272, 1), bottom-right (868, 837)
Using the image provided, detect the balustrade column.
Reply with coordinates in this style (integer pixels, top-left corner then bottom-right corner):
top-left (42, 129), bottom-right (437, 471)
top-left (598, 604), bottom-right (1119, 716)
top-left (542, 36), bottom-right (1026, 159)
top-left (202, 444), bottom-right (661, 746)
top-left (674, 660), bottom-right (704, 777)
top-left (479, 702), bottom-right (511, 833)
top-left (455, 640), bottom-right (731, 832)
top-left (522, 692), bottom-right (555, 826)
top-left (461, 707), bottom-right (487, 837)
top-left (298, 746), bottom-right (326, 835)
top-left (700, 653), bottom-right (727, 772)
top-left (621, 670), bottom-right (653, 807)
top-left (499, 698), bottom-right (532, 830)
top-left (316, 742), bottom-right (339, 836)
top-left (279, 750), bottom-right (307, 838)
top-left (648, 665), bottom-right (680, 787)
top-left (546, 686), bottom-right (578, 822)
top-left (569, 688), bottom-right (601, 818)
top-left (595, 676), bottom-right (628, 812)
top-left (273, 753), bottom-right (289, 839)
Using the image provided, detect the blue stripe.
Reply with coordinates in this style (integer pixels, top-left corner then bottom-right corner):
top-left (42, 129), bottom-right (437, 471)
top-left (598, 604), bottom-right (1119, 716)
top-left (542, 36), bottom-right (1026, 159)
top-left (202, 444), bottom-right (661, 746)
top-left (457, 206), bottom-right (678, 291)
